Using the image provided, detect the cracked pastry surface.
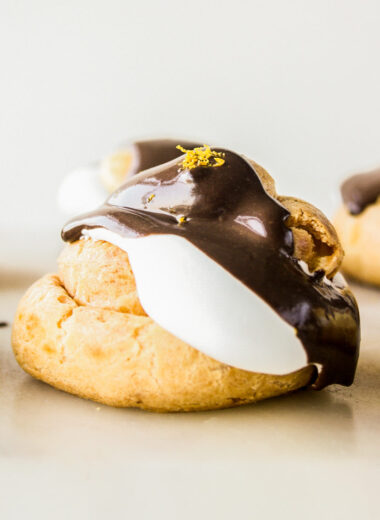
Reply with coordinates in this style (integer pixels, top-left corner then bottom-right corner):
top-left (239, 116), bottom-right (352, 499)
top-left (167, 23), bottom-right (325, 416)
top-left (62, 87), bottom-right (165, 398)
top-left (13, 148), bottom-right (359, 411)
top-left (12, 271), bottom-right (315, 412)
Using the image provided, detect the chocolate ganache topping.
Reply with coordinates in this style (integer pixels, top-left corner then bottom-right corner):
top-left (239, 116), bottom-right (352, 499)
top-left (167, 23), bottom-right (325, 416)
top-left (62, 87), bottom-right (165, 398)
top-left (63, 147), bottom-right (360, 389)
top-left (127, 139), bottom-right (202, 177)
top-left (341, 168), bottom-right (380, 215)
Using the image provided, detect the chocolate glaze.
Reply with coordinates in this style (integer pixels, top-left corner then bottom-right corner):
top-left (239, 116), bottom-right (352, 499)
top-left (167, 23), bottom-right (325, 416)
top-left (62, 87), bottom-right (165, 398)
top-left (63, 149), bottom-right (360, 389)
top-left (128, 139), bottom-right (202, 177)
top-left (341, 168), bottom-right (380, 215)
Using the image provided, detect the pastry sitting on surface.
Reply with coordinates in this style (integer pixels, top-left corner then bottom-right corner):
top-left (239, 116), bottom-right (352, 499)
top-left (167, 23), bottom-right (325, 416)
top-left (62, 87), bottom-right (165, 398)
top-left (335, 167), bottom-right (380, 286)
top-left (13, 146), bottom-right (360, 412)
top-left (58, 138), bottom-right (202, 216)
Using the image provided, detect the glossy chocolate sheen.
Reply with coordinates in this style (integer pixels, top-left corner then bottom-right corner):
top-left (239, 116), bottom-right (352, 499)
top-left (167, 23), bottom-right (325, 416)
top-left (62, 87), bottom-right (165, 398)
top-left (63, 149), bottom-right (360, 389)
top-left (341, 168), bottom-right (380, 215)
top-left (129, 139), bottom-right (202, 176)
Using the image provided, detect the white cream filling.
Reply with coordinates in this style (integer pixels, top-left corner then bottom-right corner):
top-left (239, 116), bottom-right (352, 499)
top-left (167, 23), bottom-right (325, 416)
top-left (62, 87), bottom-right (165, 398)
top-left (83, 228), bottom-right (310, 375)
top-left (58, 163), bottom-right (107, 216)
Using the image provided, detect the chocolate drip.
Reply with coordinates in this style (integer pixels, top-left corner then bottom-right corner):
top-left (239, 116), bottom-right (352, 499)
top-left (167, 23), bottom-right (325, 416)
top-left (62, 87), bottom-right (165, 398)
top-left (63, 150), bottom-right (360, 389)
top-left (341, 168), bottom-right (380, 215)
top-left (129, 139), bottom-right (202, 176)
top-left (0, 321), bottom-right (8, 328)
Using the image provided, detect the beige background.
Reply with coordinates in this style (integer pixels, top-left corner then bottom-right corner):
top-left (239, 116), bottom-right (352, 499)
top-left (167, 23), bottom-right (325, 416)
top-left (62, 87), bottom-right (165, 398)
top-left (1, 0), bottom-right (380, 236)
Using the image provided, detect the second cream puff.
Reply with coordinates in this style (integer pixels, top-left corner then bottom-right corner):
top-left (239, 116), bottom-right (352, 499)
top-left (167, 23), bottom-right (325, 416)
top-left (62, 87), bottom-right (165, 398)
top-left (335, 167), bottom-right (380, 286)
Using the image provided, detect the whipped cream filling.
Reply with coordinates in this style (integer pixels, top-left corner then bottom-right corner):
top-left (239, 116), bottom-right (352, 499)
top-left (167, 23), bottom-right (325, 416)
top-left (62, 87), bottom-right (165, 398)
top-left (58, 163), bottom-right (107, 216)
top-left (84, 228), bottom-right (310, 375)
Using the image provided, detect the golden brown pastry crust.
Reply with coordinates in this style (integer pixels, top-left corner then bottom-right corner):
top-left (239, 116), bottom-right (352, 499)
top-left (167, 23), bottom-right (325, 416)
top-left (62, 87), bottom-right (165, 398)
top-left (334, 201), bottom-right (380, 286)
top-left (58, 238), bottom-right (146, 316)
top-left (249, 159), bottom-right (343, 277)
top-left (12, 159), bottom-right (342, 412)
top-left (12, 273), bottom-right (315, 412)
top-left (280, 196), bottom-right (343, 276)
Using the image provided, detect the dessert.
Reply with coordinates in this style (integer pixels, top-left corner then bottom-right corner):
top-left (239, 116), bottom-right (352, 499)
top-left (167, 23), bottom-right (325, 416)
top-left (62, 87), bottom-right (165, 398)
top-left (13, 146), bottom-right (360, 412)
top-left (58, 138), bottom-right (201, 215)
top-left (335, 167), bottom-right (380, 286)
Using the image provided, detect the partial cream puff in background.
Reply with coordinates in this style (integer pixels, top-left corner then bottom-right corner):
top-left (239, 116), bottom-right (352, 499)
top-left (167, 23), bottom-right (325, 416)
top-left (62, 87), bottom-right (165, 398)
top-left (335, 199), bottom-right (380, 286)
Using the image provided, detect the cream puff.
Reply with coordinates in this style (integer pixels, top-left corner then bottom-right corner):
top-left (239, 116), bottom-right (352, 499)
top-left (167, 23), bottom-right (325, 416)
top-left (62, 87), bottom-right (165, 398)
top-left (58, 138), bottom-right (202, 215)
top-left (13, 146), bottom-right (360, 412)
top-left (335, 167), bottom-right (380, 286)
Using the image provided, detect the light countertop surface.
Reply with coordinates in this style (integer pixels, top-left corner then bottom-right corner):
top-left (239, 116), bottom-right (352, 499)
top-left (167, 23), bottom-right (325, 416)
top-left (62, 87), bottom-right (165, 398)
top-left (0, 237), bottom-right (379, 520)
